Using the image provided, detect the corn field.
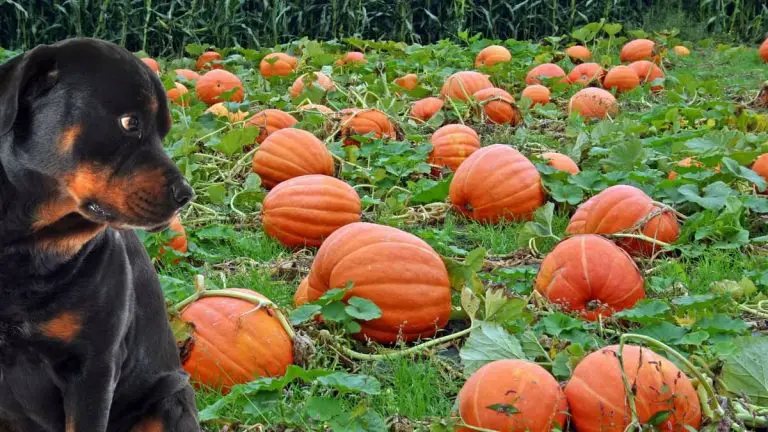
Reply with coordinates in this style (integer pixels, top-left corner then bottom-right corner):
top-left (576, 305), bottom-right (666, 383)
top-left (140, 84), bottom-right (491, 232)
top-left (1, 0), bottom-right (767, 55)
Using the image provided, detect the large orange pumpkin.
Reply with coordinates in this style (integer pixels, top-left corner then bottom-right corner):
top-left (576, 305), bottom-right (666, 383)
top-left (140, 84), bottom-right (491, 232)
top-left (760, 39), bottom-right (768, 63)
top-left (174, 68), bottom-right (200, 82)
top-left (411, 97), bottom-right (444, 122)
top-left (449, 144), bottom-right (546, 222)
top-left (475, 45), bottom-right (512, 67)
top-left (195, 51), bottom-right (223, 71)
top-left (567, 62), bottom-right (605, 86)
top-left (628, 60), bottom-right (665, 92)
top-left (429, 124), bottom-right (480, 172)
top-left (525, 63), bottom-right (566, 85)
top-left (206, 102), bottom-right (249, 122)
top-left (620, 39), bottom-right (656, 63)
top-left (335, 51), bottom-right (367, 65)
top-left (565, 345), bottom-right (701, 432)
top-left (568, 88), bottom-right (618, 119)
top-left (340, 109), bottom-right (396, 146)
top-left (535, 234), bottom-right (645, 320)
top-left (457, 360), bottom-right (568, 432)
top-left (673, 45), bottom-right (690, 56)
top-left (181, 289), bottom-right (293, 393)
top-left (566, 185), bottom-right (680, 256)
top-left (307, 222), bottom-right (452, 343)
top-left (521, 85), bottom-right (550, 106)
top-left (263, 175), bottom-right (361, 248)
top-left (565, 45), bottom-right (591, 62)
top-left (440, 71), bottom-right (494, 101)
top-left (260, 53), bottom-right (298, 77)
top-left (290, 72), bottom-right (335, 97)
top-left (246, 109), bottom-right (298, 143)
top-left (394, 73), bottom-right (419, 91)
top-left (195, 69), bottom-right (244, 105)
top-left (541, 152), bottom-right (579, 175)
top-left (472, 87), bottom-right (521, 125)
top-left (603, 65), bottom-right (640, 93)
top-left (166, 83), bottom-right (190, 107)
top-left (251, 128), bottom-right (334, 189)
top-left (753, 153), bottom-right (768, 193)
top-left (140, 57), bottom-right (160, 74)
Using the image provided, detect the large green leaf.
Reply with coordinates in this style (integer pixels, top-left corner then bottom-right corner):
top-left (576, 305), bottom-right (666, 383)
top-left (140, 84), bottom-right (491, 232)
top-left (459, 321), bottom-right (525, 374)
top-left (722, 337), bottom-right (768, 405)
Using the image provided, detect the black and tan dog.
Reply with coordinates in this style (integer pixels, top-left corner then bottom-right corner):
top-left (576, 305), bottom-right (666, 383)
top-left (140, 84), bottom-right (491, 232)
top-left (0, 38), bottom-right (200, 431)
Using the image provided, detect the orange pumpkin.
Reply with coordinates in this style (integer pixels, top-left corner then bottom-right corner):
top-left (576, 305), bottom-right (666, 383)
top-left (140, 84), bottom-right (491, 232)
top-left (450, 144), bottom-right (546, 222)
top-left (394, 73), bottom-right (419, 91)
top-left (628, 60), bottom-right (665, 92)
top-left (166, 216), bottom-right (188, 254)
top-left (457, 360), bottom-right (568, 432)
top-left (307, 222), bottom-right (452, 343)
top-left (761, 39), bottom-right (768, 63)
top-left (620, 39), bottom-right (656, 63)
top-left (429, 124), bottom-right (480, 172)
top-left (567, 62), bottom-right (605, 86)
top-left (541, 152), bottom-right (579, 175)
top-left (440, 71), bottom-right (494, 101)
top-left (673, 45), bottom-right (690, 56)
top-left (251, 128), bottom-right (334, 189)
top-left (568, 88), bottom-right (618, 119)
top-left (411, 97), bottom-right (444, 122)
top-left (195, 69), bottom-right (244, 105)
top-left (166, 83), bottom-right (190, 107)
top-left (566, 185), bottom-right (680, 256)
top-left (525, 63), bottom-right (566, 85)
top-left (335, 51), bottom-right (367, 65)
top-left (667, 157), bottom-right (721, 180)
top-left (263, 175), bottom-right (361, 248)
top-left (174, 68), bottom-right (200, 82)
top-left (472, 87), bottom-right (521, 125)
top-left (535, 234), bottom-right (645, 320)
top-left (260, 53), bottom-right (298, 77)
top-left (521, 85), bottom-right (550, 106)
top-left (205, 102), bottom-right (249, 122)
top-left (246, 109), bottom-right (298, 143)
top-left (566, 345), bottom-right (701, 432)
top-left (340, 109), bottom-right (396, 146)
top-left (195, 51), bottom-right (222, 71)
top-left (475, 45), bottom-right (512, 67)
top-left (140, 58), bottom-right (160, 74)
top-left (181, 289), bottom-right (293, 392)
top-left (753, 153), bottom-right (768, 193)
top-left (290, 72), bottom-right (335, 97)
top-left (294, 277), bottom-right (313, 307)
top-left (565, 45), bottom-right (591, 62)
top-left (298, 103), bottom-right (334, 115)
top-left (603, 65), bottom-right (640, 93)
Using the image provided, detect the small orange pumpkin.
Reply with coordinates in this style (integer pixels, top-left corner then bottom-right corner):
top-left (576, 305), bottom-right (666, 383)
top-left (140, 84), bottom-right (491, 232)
top-left (535, 234), bottom-right (645, 320)
top-left (174, 68), bottom-right (200, 82)
top-left (525, 63), bottom-right (566, 85)
top-left (567, 62), bottom-right (605, 86)
top-left (251, 128), bottom-right (334, 189)
top-left (205, 102), bottom-right (249, 122)
top-left (260, 53), bottom-right (298, 77)
top-left (340, 109), bottom-right (396, 146)
top-left (475, 45), bottom-right (512, 67)
top-left (263, 175), bottom-right (361, 248)
top-left (195, 51), bottom-right (223, 71)
top-left (753, 153), bottom-right (768, 193)
top-left (667, 157), bottom-right (714, 180)
top-left (620, 39), bottom-right (656, 63)
top-left (394, 73), bottom-right (418, 91)
top-left (761, 39), bottom-right (768, 63)
top-left (565, 45), bottom-right (591, 62)
top-left (628, 60), bottom-right (665, 92)
top-left (450, 144), bottom-right (546, 222)
top-left (411, 97), bottom-right (444, 122)
top-left (541, 152), bottom-right (579, 175)
top-left (568, 88), bottom-right (618, 119)
top-left (457, 360), bottom-right (568, 432)
top-left (140, 58), bottom-right (160, 74)
top-left (335, 51), bottom-right (367, 66)
top-left (521, 85), bottom-right (550, 106)
top-left (166, 216), bottom-right (188, 254)
top-left (440, 71), bottom-right (494, 101)
top-left (566, 345), bottom-right (701, 432)
top-left (290, 72), bottom-right (335, 98)
top-left (603, 65), bottom-right (640, 93)
top-left (673, 45), bottom-right (690, 56)
top-left (472, 87), bottom-right (521, 125)
top-left (195, 69), bottom-right (244, 105)
top-left (429, 124), bottom-right (480, 172)
top-left (166, 83), bottom-right (190, 107)
top-left (246, 109), bottom-right (298, 143)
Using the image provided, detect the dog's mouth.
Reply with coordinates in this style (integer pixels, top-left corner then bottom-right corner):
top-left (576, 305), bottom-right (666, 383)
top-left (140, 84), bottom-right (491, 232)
top-left (81, 200), bottom-right (177, 232)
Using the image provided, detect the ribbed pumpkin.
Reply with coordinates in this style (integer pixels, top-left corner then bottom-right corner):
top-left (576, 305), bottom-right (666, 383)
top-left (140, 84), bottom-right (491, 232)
top-left (450, 144), bottom-right (546, 222)
top-left (260, 53), bottom-right (298, 77)
top-left (603, 65), bottom-right (640, 93)
top-left (180, 289), bottom-right (293, 393)
top-left (411, 97), bottom-right (444, 122)
top-left (620, 39), bottom-right (656, 63)
top-left (535, 234), bottom-right (645, 320)
top-left (263, 175), bottom-right (361, 248)
top-left (429, 124), bottom-right (480, 172)
top-left (298, 103), bottom-right (334, 115)
top-left (205, 102), bottom-right (249, 122)
top-left (567, 62), bottom-right (605, 86)
top-left (340, 109), bottom-right (396, 146)
top-left (521, 85), bottom-right (550, 106)
top-left (195, 69), bottom-right (244, 105)
top-left (335, 51), bottom-right (367, 65)
top-left (457, 360), bottom-right (568, 432)
top-left (541, 152), bottom-right (579, 175)
top-left (753, 153), bottom-right (768, 193)
top-left (565, 45), bottom-right (591, 62)
top-left (475, 45), bottom-right (512, 67)
top-left (440, 71), bottom-right (494, 101)
top-left (525, 63), bottom-right (566, 85)
top-left (307, 222), bottom-right (452, 343)
top-left (566, 345), bottom-right (701, 432)
top-left (628, 60), bottom-right (665, 92)
top-left (290, 72), bottom-right (335, 97)
top-left (673, 45), bottom-right (691, 56)
top-left (251, 128), bottom-right (334, 189)
top-left (246, 109), bottom-right (298, 143)
top-left (394, 73), bottom-right (418, 91)
top-left (166, 83), bottom-right (190, 107)
top-left (195, 51), bottom-right (223, 71)
top-left (761, 39), bottom-right (768, 63)
top-left (140, 57), bottom-right (160, 74)
top-left (472, 87), bottom-right (521, 125)
top-left (569, 88), bottom-right (618, 119)
top-left (566, 185), bottom-right (680, 256)
top-left (174, 68), bottom-right (200, 82)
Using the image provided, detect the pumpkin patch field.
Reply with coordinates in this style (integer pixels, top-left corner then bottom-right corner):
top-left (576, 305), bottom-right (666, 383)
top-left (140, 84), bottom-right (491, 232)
top-left (7, 23), bottom-right (768, 431)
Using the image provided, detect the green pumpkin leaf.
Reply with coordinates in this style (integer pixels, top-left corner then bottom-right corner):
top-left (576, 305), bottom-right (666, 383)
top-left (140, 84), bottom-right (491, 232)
top-left (459, 321), bottom-right (525, 374)
top-left (721, 337), bottom-right (768, 405)
top-left (345, 297), bottom-right (382, 321)
top-left (316, 372), bottom-right (382, 395)
top-left (289, 304), bottom-right (322, 325)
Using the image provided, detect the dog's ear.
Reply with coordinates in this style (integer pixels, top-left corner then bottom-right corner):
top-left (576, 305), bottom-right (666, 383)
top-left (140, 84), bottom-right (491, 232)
top-left (0, 44), bottom-right (59, 136)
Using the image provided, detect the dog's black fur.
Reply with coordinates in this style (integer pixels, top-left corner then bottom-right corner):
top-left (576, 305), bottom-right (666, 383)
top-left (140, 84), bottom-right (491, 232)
top-left (0, 38), bottom-right (200, 431)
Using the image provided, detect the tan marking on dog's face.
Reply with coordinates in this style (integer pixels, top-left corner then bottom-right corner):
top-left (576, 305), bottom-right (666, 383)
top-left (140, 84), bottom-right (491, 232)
top-left (32, 196), bottom-right (79, 231)
top-left (35, 224), bottom-right (106, 256)
top-left (131, 418), bottom-right (165, 432)
top-left (58, 125), bottom-right (82, 153)
top-left (40, 311), bottom-right (82, 342)
top-left (65, 164), bottom-right (166, 217)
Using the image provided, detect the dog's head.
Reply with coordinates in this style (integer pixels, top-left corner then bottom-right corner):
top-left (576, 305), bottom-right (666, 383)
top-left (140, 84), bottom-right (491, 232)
top-left (0, 38), bottom-right (193, 233)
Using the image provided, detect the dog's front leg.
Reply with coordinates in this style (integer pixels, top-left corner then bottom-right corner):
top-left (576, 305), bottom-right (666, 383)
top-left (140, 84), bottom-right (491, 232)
top-left (63, 360), bottom-right (116, 432)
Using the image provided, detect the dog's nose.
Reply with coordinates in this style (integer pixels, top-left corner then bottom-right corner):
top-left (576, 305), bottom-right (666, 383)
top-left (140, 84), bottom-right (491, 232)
top-left (170, 180), bottom-right (195, 207)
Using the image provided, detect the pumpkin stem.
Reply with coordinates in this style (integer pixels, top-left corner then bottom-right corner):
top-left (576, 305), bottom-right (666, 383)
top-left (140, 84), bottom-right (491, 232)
top-left (609, 233), bottom-right (670, 248)
top-left (335, 325), bottom-right (475, 361)
top-left (651, 200), bottom-right (688, 220)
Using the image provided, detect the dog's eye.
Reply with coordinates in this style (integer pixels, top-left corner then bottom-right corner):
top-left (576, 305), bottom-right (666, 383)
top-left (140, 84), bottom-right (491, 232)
top-left (119, 115), bottom-right (141, 134)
